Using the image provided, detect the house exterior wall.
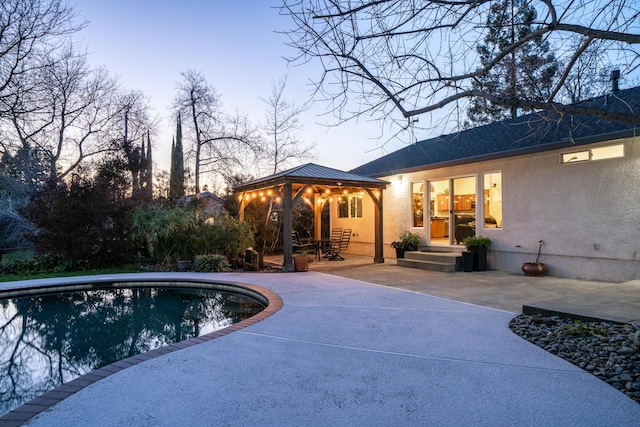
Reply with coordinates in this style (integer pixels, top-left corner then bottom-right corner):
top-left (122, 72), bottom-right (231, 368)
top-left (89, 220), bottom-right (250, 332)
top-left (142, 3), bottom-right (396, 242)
top-left (337, 137), bottom-right (640, 282)
top-left (330, 194), bottom-right (374, 254)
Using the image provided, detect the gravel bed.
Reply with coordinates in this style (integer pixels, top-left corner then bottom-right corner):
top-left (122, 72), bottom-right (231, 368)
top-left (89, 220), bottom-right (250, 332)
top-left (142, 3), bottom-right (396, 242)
top-left (509, 314), bottom-right (640, 404)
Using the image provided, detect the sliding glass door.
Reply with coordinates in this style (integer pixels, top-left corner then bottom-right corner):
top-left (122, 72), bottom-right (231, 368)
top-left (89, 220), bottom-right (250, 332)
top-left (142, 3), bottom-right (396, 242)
top-left (452, 176), bottom-right (476, 246)
top-left (428, 176), bottom-right (477, 246)
top-left (429, 179), bottom-right (450, 245)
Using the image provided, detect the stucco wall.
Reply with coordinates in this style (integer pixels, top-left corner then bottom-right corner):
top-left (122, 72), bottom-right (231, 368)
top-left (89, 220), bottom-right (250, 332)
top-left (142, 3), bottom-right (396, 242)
top-left (338, 137), bottom-right (640, 282)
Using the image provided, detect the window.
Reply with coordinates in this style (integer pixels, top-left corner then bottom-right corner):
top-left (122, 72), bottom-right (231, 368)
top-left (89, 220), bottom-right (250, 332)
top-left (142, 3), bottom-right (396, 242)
top-left (349, 196), bottom-right (363, 218)
top-left (337, 194), bottom-right (363, 218)
top-left (561, 143), bottom-right (624, 164)
top-left (483, 172), bottom-right (502, 229)
top-left (412, 182), bottom-right (424, 227)
top-left (338, 197), bottom-right (348, 218)
top-left (592, 144), bottom-right (624, 160)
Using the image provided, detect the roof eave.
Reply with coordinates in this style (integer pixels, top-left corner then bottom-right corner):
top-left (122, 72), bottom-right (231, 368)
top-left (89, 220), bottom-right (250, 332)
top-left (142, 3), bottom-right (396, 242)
top-left (364, 127), bottom-right (638, 178)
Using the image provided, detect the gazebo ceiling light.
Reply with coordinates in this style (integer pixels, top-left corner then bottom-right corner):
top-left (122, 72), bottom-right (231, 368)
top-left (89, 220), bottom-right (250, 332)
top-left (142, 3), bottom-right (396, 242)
top-left (239, 186), bottom-right (370, 204)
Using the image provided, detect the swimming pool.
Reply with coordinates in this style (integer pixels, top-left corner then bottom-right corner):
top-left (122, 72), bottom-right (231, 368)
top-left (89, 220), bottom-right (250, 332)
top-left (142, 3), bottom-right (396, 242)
top-left (0, 279), bottom-right (282, 421)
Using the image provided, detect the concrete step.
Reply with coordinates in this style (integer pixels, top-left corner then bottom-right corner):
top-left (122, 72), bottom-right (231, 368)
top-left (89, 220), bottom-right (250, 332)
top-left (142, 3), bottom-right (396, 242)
top-left (404, 251), bottom-right (461, 263)
top-left (397, 258), bottom-right (458, 272)
top-left (398, 251), bottom-right (462, 273)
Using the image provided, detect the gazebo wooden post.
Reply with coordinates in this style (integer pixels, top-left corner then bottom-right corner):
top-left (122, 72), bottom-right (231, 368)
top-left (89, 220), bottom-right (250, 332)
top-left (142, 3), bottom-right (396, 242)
top-left (374, 191), bottom-right (384, 263)
top-left (282, 182), bottom-right (295, 272)
top-left (314, 196), bottom-right (323, 258)
top-left (365, 188), bottom-right (384, 264)
top-left (314, 204), bottom-right (322, 241)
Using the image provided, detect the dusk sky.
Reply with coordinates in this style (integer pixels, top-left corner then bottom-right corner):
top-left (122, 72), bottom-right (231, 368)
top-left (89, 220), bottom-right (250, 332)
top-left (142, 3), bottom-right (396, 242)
top-left (72, 1), bottom-right (420, 180)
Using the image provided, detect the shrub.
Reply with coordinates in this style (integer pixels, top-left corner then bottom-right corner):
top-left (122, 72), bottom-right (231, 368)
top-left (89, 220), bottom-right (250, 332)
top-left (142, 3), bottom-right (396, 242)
top-left (463, 235), bottom-right (492, 250)
top-left (20, 176), bottom-right (139, 267)
top-left (2, 254), bottom-right (91, 275)
top-left (391, 231), bottom-right (420, 251)
top-left (193, 254), bottom-right (231, 272)
top-left (132, 208), bottom-right (255, 264)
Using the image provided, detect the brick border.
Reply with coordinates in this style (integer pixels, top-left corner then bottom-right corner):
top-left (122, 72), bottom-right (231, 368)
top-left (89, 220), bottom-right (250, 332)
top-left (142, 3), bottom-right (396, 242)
top-left (0, 279), bottom-right (283, 427)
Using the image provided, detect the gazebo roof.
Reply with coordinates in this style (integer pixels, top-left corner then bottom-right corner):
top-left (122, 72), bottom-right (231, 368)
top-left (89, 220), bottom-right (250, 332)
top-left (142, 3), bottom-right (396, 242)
top-left (234, 163), bottom-right (388, 193)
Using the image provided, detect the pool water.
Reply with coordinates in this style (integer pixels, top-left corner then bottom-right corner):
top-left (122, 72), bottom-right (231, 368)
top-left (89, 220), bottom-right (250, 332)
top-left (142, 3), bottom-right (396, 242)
top-left (0, 286), bottom-right (265, 416)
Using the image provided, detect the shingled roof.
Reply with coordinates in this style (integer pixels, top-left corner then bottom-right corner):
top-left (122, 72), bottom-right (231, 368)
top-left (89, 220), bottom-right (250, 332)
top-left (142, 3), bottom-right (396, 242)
top-left (234, 162), bottom-right (388, 193)
top-left (351, 87), bottom-right (640, 177)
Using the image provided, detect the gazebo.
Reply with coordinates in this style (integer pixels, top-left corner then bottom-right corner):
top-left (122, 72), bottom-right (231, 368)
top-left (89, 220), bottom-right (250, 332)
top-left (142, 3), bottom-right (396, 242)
top-left (234, 163), bottom-right (389, 271)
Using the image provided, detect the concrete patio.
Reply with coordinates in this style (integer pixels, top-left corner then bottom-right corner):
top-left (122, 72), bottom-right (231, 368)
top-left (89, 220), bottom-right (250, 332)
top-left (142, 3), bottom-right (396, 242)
top-left (3, 267), bottom-right (639, 426)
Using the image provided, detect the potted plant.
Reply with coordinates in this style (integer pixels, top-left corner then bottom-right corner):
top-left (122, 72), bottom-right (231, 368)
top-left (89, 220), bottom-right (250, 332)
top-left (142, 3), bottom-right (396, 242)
top-left (293, 252), bottom-right (313, 272)
top-left (463, 235), bottom-right (491, 271)
top-left (177, 259), bottom-right (192, 271)
top-left (391, 231), bottom-right (420, 258)
top-left (522, 240), bottom-right (548, 276)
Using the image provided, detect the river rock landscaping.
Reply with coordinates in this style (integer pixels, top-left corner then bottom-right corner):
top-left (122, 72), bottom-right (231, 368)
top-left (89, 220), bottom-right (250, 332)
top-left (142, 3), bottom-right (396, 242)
top-left (509, 314), bottom-right (640, 404)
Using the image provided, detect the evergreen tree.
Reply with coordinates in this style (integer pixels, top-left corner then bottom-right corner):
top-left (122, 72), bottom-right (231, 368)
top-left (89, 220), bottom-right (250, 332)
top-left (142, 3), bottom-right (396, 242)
top-left (466, 0), bottom-right (558, 126)
top-left (142, 130), bottom-right (153, 199)
top-left (169, 113), bottom-right (185, 199)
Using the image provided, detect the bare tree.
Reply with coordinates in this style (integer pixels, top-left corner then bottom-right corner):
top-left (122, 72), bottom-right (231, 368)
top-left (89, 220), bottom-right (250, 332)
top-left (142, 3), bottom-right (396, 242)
top-left (559, 39), bottom-right (613, 103)
top-left (5, 45), bottom-right (121, 183)
top-left (261, 75), bottom-right (315, 174)
top-left (0, 0), bottom-right (85, 117)
top-left (173, 70), bottom-right (260, 195)
top-left (282, 0), bottom-right (640, 130)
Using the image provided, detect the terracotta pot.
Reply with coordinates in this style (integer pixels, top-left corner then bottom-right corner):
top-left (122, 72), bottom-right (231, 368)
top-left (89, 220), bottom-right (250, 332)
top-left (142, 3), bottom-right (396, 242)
top-left (522, 262), bottom-right (547, 277)
top-left (293, 256), bottom-right (308, 272)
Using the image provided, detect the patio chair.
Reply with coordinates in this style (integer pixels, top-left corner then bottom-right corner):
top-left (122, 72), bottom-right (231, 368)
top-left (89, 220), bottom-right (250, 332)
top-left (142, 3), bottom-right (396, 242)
top-left (322, 228), bottom-right (342, 257)
top-left (292, 231), bottom-right (314, 254)
top-left (328, 229), bottom-right (351, 261)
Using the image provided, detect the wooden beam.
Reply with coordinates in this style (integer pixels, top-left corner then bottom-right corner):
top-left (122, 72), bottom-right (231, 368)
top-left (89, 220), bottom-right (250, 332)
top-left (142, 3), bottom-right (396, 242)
top-left (365, 189), bottom-right (384, 263)
top-left (283, 182), bottom-right (294, 272)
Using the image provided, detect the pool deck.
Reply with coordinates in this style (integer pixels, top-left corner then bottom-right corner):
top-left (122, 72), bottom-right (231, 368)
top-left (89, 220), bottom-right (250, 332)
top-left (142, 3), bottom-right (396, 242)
top-left (2, 264), bottom-right (640, 426)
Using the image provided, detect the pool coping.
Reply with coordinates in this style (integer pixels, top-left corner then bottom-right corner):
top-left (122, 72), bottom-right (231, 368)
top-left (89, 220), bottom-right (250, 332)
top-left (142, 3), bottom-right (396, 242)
top-left (0, 278), bottom-right (284, 427)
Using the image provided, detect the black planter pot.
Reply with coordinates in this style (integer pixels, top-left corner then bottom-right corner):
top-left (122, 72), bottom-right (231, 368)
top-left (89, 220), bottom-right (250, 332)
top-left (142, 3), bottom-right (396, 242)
top-left (395, 248), bottom-right (405, 259)
top-left (470, 246), bottom-right (488, 271)
top-left (462, 251), bottom-right (474, 272)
